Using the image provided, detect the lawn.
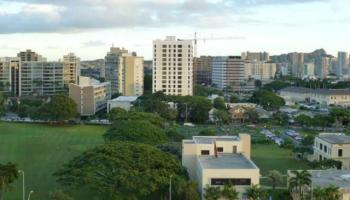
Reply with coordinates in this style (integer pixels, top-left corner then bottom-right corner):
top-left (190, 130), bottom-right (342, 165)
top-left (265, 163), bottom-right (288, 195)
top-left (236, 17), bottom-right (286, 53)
top-left (252, 144), bottom-right (310, 176)
top-left (0, 122), bottom-right (108, 200)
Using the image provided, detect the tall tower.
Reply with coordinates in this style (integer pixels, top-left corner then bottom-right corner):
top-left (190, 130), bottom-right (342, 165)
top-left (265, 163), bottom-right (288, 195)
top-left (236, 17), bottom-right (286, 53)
top-left (337, 52), bottom-right (349, 77)
top-left (63, 53), bottom-right (80, 86)
top-left (153, 36), bottom-right (193, 96)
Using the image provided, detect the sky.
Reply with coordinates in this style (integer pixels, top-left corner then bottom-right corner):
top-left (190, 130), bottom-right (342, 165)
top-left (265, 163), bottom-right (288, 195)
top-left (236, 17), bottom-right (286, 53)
top-left (0, 0), bottom-right (349, 61)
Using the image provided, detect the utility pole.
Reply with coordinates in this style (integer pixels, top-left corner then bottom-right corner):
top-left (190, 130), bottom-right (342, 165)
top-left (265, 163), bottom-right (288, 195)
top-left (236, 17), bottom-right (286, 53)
top-left (169, 175), bottom-right (173, 200)
top-left (18, 170), bottom-right (25, 200)
top-left (185, 103), bottom-right (188, 123)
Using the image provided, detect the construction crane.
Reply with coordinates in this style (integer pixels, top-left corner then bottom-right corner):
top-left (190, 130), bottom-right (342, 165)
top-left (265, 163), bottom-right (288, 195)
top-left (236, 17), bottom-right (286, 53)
top-left (185, 32), bottom-right (246, 57)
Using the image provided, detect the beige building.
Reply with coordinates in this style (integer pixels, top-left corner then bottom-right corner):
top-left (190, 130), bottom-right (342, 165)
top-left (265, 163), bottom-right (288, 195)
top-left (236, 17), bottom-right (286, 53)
top-left (182, 135), bottom-right (260, 199)
top-left (69, 76), bottom-right (111, 116)
top-left (153, 36), bottom-right (193, 96)
top-left (279, 87), bottom-right (350, 107)
top-left (314, 134), bottom-right (350, 169)
top-left (20, 61), bottom-right (64, 96)
top-left (17, 49), bottom-right (46, 62)
top-left (245, 62), bottom-right (276, 82)
top-left (226, 103), bottom-right (257, 121)
top-left (123, 55), bottom-right (144, 96)
top-left (0, 57), bottom-right (20, 95)
top-left (63, 53), bottom-right (80, 86)
top-left (289, 53), bottom-right (304, 78)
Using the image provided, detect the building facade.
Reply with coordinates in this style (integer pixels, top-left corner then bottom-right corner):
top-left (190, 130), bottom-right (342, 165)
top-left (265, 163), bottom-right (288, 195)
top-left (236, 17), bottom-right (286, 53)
top-left (20, 61), bottom-right (64, 96)
top-left (17, 49), bottom-right (46, 62)
top-left (303, 62), bottom-right (315, 77)
top-left (212, 56), bottom-right (255, 92)
top-left (338, 52), bottom-right (349, 77)
top-left (107, 96), bottom-right (138, 112)
top-left (69, 76), bottom-right (111, 116)
top-left (63, 53), bottom-right (80, 86)
top-left (241, 51), bottom-right (269, 62)
top-left (0, 57), bottom-right (20, 95)
top-left (290, 53), bottom-right (304, 78)
top-left (153, 36), bottom-right (193, 96)
top-left (182, 135), bottom-right (260, 199)
top-left (193, 56), bottom-right (213, 86)
top-left (245, 61), bottom-right (276, 82)
top-left (123, 55), bottom-right (144, 96)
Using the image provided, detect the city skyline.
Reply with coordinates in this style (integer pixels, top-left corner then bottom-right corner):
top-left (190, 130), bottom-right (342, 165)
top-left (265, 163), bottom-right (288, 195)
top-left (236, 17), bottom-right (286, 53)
top-left (0, 0), bottom-right (349, 60)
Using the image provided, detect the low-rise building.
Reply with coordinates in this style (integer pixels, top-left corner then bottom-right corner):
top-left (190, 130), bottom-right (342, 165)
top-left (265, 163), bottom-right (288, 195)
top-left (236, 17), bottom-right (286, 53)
top-left (314, 133), bottom-right (350, 169)
top-left (69, 76), bottom-right (111, 116)
top-left (182, 135), bottom-right (260, 199)
top-left (279, 87), bottom-right (350, 107)
top-left (107, 96), bottom-right (138, 112)
top-left (226, 103), bottom-right (257, 121)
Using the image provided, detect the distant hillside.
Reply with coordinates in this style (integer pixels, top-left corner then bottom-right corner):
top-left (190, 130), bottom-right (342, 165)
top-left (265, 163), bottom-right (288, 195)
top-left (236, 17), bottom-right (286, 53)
top-left (270, 49), bottom-right (334, 63)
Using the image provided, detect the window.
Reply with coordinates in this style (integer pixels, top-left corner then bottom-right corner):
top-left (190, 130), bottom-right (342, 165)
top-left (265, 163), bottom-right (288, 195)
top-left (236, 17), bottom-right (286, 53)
top-left (338, 149), bottom-right (343, 157)
top-left (232, 146), bottom-right (237, 153)
top-left (201, 150), bottom-right (210, 155)
top-left (323, 146), bottom-right (327, 153)
top-left (211, 178), bottom-right (251, 186)
top-left (217, 147), bottom-right (223, 152)
top-left (320, 143), bottom-right (323, 150)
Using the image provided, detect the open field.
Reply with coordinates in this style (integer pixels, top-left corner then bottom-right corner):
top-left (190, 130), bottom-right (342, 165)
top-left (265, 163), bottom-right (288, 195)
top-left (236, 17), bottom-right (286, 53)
top-left (0, 122), bottom-right (108, 200)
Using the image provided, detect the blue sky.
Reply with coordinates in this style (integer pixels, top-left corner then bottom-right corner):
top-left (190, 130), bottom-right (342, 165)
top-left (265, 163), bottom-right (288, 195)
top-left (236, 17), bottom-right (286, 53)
top-left (0, 0), bottom-right (349, 60)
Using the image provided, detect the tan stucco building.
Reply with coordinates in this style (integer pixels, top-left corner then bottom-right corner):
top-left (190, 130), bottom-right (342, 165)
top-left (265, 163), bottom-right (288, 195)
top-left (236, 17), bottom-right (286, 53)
top-left (63, 53), bottom-right (80, 86)
top-left (69, 76), bottom-right (111, 116)
top-left (123, 55), bottom-right (144, 96)
top-left (314, 134), bottom-right (350, 169)
top-left (182, 134), bottom-right (260, 199)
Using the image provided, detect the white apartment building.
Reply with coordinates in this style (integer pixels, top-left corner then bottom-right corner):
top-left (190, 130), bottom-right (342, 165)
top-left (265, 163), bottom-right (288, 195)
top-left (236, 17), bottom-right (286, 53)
top-left (182, 134), bottom-right (260, 199)
top-left (0, 57), bottom-right (20, 95)
top-left (153, 36), bottom-right (193, 96)
top-left (69, 76), bottom-right (111, 116)
top-left (20, 61), bottom-right (64, 96)
top-left (303, 63), bottom-right (315, 77)
top-left (63, 53), bottom-right (80, 86)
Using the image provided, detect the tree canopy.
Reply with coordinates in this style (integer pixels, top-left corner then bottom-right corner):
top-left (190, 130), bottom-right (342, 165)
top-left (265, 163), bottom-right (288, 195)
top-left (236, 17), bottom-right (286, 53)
top-left (250, 89), bottom-right (285, 111)
top-left (213, 97), bottom-right (226, 110)
top-left (103, 120), bottom-right (168, 145)
top-left (0, 93), bottom-right (5, 116)
top-left (54, 142), bottom-right (187, 200)
top-left (0, 162), bottom-right (19, 200)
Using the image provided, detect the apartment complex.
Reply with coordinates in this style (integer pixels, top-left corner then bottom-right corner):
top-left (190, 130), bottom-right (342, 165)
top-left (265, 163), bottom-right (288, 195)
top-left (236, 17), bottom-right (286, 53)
top-left (182, 135), bottom-right (259, 199)
top-left (290, 53), bottom-right (304, 78)
top-left (241, 51), bottom-right (269, 62)
top-left (20, 61), bottom-right (64, 96)
top-left (279, 87), bottom-right (350, 107)
top-left (193, 56), bottom-right (212, 85)
top-left (0, 57), bottom-right (20, 95)
top-left (63, 53), bottom-right (80, 86)
top-left (212, 56), bottom-right (254, 92)
top-left (338, 52), bottom-right (349, 77)
top-left (69, 76), bottom-right (111, 116)
top-left (245, 62), bottom-right (276, 82)
top-left (104, 47), bottom-right (127, 95)
top-left (314, 134), bottom-right (350, 169)
top-left (303, 63), bottom-right (315, 77)
top-left (315, 57), bottom-right (330, 79)
top-left (153, 36), bottom-right (193, 96)
top-left (17, 49), bottom-right (46, 62)
top-left (123, 55), bottom-right (144, 96)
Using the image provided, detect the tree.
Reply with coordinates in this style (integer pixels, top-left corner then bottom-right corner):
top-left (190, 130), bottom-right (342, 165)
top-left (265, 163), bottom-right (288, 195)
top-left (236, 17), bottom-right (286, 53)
top-left (245, 108), bottom-right (259, 124)
top-left (230, 95), bottom-right (239, 103)
top-left (250, 89), bottom-right (285, 111)
top-left (173, 179), bottom-right (200, 200)
top-left (204, 185), bottom-right (221, 200)
top-left (268, 170), bottom-right (283, 190)
top-left (199, 128), bottom-right (216, 136)
top-left (295, 114), bottom-right (313, 127)
top-left (39, 95), bottom-right (77, 122)
top-left (0, 93), bottom-right (5, 116)
top-left (55, 142), bottom-right (186, 200)
top-left (213, 110), bottom-right (230, 125)
top-left (288, 170), bottom-right (311, 200)
top-left (0, 162), bottom-right (19, 200)
top-left (174, 96), bottom-right (212, 123)
top-left (245, 184), bottom-right (266, 200)
top-left (194, 85), bottom-right (224, 97)
top-left (213, 97), bottom-right (226, 110)
top-left (273, 112), bottom-right (289, 126)
top-left (103, 120), bottom-right (168, 145)
top-left (330, 108), bottom-right (350, 128)
top-left (221, 184), bottom-right (239, 200)
top-left (108, 107), bottom-right (127, 121)
top-left (323, 185), bottom-right (342, 200)
top-left (49, 190), bottom-right (74, 200)
top-left (127, 111), bottom-right (165, 128)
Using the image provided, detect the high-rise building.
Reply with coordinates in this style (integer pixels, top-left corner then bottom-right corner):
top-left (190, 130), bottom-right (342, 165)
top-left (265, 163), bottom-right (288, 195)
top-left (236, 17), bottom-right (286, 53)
top-left (303, 63), bottom-right (315, 77)
top-left (337, 52), bottom-right (349, 77)
top-left (316, 57), bottom-right (330, 79)
top-left (17, 49), bottom-right (46, 62)
top-left (193, 56), bottom-right (212, 86)
top-left (123, 55), bottom-right (144, 96)
top-left (289, 53), bottom-right (304, 78)
top-left (20, 61), bottom-right (64, 96)
top-left (245, 61), bottom-right (276, 82)
top-left (0, 57), bottom-right (20, 95)
top-left (69, 76), bottom-right (111, 116)
top-left (212, 56), bottom-right (255, 92)
top-left (153, 36), bottom-right (193, 96)
top-left (241, 51), bottom-right (269, 62)
top-left (104, 47), bottom-right (128, 95)
top-left (63, 53), bottom-right (80, 86)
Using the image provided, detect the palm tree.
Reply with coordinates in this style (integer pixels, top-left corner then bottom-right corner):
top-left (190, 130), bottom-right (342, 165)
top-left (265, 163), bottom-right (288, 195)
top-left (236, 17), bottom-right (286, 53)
top-left (246, 184), bottom-right (265, 200)
top-left (268, 170), bottom-right (283, 190)
top-left (0, 162), bottom-right (19, 200)
top-left (288, 170), bottom-right (312, 200)
top-left (313, 186), bottom-right (325, 200)
top-left (324, 185), bottom-right (341, 200)
top-left (204, 185), bottom-right (221, 200)
top-left (221, 184), bottom-right (239, 200)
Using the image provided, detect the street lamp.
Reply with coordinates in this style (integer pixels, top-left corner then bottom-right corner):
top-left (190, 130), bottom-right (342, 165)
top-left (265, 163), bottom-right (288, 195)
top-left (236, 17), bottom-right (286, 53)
top-left (169, 175), bottom-right (173, 200)
top-left (18, 170), bottom-right (25, 200)
top-left (27, 190), bottom-right (34, 200)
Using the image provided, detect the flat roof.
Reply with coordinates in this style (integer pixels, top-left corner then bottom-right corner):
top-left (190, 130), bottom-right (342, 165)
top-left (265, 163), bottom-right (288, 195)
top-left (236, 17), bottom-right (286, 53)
top-left (310, 170), bottom-right (350, 189)
top-left (318, 134), bottom-right (350, 144)
top-left (193, 136), bottom-right (239, 144)
top-left (281, 87), bottom-right (350, 95)
top-left (110, 96), bottom-right (138, 102)
top-left (198, 154), bottom-right (258, 169)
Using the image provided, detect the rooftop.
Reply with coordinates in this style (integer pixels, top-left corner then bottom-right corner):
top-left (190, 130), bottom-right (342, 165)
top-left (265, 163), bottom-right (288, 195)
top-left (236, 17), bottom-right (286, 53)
top-left (310, 170), bottom-right (350, 189)
top-left (281, 87), bottom-right (350, 95)
top-left (109, 96), bottom-right (138, 102)
top-left (318, 134), bottom-right (350, 144)
top-left (198, 154), bottom-right (258, 169)
top-left (192, 136), bottom-right (239, 144)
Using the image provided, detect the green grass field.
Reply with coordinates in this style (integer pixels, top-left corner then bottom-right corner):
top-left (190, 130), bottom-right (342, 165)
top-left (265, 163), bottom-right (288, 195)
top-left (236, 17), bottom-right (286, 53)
top-left (0, 122), bottom-right (108, 200)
